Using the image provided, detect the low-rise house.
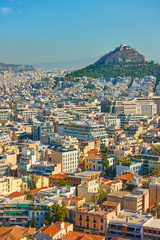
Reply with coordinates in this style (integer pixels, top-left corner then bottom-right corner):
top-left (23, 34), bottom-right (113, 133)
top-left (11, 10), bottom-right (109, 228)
top-left (34, 222), bottom-right (73, 240)
top-left (7, 191), bottom-right (26, 201)
top-left (101, 179), bottom-right (122, 193)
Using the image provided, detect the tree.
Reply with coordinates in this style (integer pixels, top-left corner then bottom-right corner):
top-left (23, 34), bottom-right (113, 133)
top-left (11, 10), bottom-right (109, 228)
top-left (151, 168), bottom-right (160, 176)
top-left (57, 179), bottom-right (73, 187)
top-left (102, 152), bottom-right (109, 173)
top-left (92, 186), bottom-right (107, 204)
top-left (44, 203), bottom-right (68, 225)
top-left (28, 175), bottom-right (39, 190)
top-left (30, 212), bottom-right (38, 229)
top-left (26, 193), bottom-right (34, 200)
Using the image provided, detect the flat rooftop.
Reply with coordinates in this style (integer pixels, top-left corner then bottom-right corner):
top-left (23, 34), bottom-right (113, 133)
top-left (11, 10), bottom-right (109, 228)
top-left (107, 191), bottom-right (130, 198)
top-left (143, 218), bottom-right (160, 228)
top-left (110, 210), bottom-right (153, 226)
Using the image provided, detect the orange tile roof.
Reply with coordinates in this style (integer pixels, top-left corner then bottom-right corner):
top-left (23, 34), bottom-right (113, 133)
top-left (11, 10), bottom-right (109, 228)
top-left (8, 192), bottom-right (26, 199)
top-left (115, 173), bottom-right (134, 181)
top-left (30, 186), bottom-right (48, 194)
top-left (87, 155), bottom-right (102, 159)
top-left (62, 231), bottom-right (105, 240)
top-left (37, 222), bottom-right (72, 237)
top-left (50, 173), bottom-right (67, 179)
top-left (63, 196), bottom-right (85, 202)
top-left (0, 226), bottom-right (36, 240)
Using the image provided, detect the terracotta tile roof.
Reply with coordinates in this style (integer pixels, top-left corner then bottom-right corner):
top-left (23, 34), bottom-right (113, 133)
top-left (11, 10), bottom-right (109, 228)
top-left (63, 196), bottom-right (85, 202)
top-left (8, 192), bottom-right (26, 199)
top-left (50, 173), bottom-right (67, 179)
top-left (30, 186), bottom-right (48, 194)
top-left (0, 226), bottom-right (36, 240)
top-left (115, 173), bottom-right (134, 181)
top-left (37, 222), bottom-right (72, 237)
top-left (62, 231), bottom-right (105, 240)
top-left (87, 155), bottom-right (102, 159)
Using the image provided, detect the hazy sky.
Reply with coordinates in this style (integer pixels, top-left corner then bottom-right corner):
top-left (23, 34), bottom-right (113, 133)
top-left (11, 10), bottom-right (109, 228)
top-left (0, 0), bottom-right (160, 64)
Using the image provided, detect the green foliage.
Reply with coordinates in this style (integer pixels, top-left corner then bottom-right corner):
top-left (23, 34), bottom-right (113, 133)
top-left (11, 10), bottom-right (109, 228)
top-left (30, 212), bottom-right (38, 229)
top-left (92, 186), bottom-right (107, 204)
top-left (26, 193), bottom-right (34, 200)
top-left (68, 62), bottom-right (160, 83)
top-left (102, 152), bottom-right (109, 172)
top-left (151, 168), bottom-right (160, 176)
top-left (28, 175), bottom-right (39, 190)
top-left (44, 203), bottom-right (68, 225)
top-left (57, 179), bottom-right (73, 187)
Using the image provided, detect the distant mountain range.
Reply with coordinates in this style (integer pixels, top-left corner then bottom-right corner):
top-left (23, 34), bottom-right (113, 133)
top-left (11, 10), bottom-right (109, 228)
top-left (33, 56), bottom-right (98, 70)
top-left (68, 45), bottom-right (160, 82)
top-left (0, 62), bottom-right (35, 72)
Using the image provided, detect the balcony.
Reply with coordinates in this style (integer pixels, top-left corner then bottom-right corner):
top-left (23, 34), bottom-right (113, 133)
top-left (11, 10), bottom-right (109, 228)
top-left (93, 219), bottom-right (97, 223)
top-left (86, 219), bottom-right (89, 222)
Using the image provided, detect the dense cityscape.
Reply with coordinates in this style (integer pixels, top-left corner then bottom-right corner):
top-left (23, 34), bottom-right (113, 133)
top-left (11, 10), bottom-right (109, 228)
top-left (0, 0), bottom-right (160, 239)
top-left (0, 55), bottom-right (160, 240)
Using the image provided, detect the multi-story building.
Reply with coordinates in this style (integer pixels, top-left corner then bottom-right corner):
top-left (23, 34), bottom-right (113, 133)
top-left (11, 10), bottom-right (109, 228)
top-left (0, 108), bottom-right (11, 121)
top-left (149, 177), bottom-right (160, 206)
top-left (51, 148), bottom-right (79, 173)
top-left (66, 170), bottom-right (102, 187)
top-left (61, 122), bottom-right (107, 142)
top-left (78, 178), bottom-right (99, 203)
top-left (27, 161), bottom-right (61, 177)
top-left (107, 188), bottom-right (149, 212)
top-left (143, 218), bottom-right (160, 240)
top-left (32, 121), bottom-right (54, 144)
top-left (0, 200), bottom-right (32, 227)
top-left (0, 154), bottom-right (10, 176)
top-left (0, 176), bottom-right (26, 194)
top-left (72, 205), bottom-right (116, 236)
top-left (116, 162), bottom-right (143, 175)
top-left (107, 210), bottom-right (153, 240)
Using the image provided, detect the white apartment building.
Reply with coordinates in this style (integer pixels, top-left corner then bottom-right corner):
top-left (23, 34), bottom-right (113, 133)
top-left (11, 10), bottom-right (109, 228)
top-left (51, 148), bottom-right (79, 173)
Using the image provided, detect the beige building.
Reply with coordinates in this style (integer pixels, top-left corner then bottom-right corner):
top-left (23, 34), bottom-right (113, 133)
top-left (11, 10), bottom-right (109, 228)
top-left (107, 188), bottom-right (149, 212)
top-left (149, 177), bottom-right (160, 206)
top-left (114, 148), bottom-right (132, 161)
top-left (72, 206), bottom-right (116, 236)
top-left (78, 178), bottom-right (99, 203)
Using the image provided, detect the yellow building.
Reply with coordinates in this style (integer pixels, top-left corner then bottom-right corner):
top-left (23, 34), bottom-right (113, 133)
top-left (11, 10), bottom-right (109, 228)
top-left (0, 176), bottom-right (27, 194)
top-left (36, 176), bottom-right (49, 188)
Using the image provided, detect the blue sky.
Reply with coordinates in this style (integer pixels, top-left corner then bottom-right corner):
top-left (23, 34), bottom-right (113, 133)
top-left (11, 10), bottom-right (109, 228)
top-left (0, 0), bottom-right (160, 64)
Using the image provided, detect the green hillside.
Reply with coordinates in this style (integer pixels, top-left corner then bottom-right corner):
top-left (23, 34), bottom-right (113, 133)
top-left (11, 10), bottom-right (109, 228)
top-left (67, 45), bottom-right (160, 83)
top-left (68, 62), bottom-right (160, 83)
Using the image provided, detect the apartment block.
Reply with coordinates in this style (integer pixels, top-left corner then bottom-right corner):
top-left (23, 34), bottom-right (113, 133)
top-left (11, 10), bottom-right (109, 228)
top-left (107, 210), bottom-right (153, 240)
top-left (72, 205), bottom-right (116, 236)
